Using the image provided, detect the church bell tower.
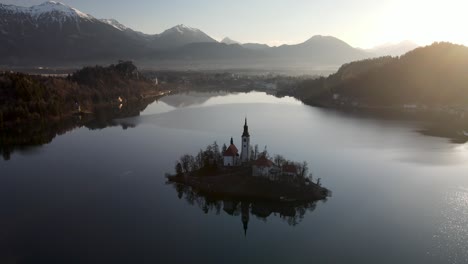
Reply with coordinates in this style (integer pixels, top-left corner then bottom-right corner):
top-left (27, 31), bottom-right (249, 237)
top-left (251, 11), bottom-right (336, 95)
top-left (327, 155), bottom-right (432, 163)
top-left (240, 118), bottom-right (250, 162)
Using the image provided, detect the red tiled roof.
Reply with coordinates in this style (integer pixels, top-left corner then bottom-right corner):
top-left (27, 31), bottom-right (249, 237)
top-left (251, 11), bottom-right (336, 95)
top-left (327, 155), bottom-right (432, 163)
top-left (254, 155), bottom-right (273, 167)
top-left (223, 144), bottom-right (239, 156)
top-left (282, 164), bottom-right (297, 174)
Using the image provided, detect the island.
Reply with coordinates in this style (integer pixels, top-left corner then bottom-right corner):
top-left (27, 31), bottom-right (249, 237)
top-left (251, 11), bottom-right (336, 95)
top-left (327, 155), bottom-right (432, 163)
top-left (166, 118), bottom-right (330, 203)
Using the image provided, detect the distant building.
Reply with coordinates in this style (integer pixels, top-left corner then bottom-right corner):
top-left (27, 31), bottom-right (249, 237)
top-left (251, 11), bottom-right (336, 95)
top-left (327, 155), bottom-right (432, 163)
top-left (252, 155), bottom-right (283, 181)
top-left (282, 163), bottom-right (298, 177)
top-left (252, 155), bottom-right (273, 177)
top-left (223, 137), bottom-right (239, 166)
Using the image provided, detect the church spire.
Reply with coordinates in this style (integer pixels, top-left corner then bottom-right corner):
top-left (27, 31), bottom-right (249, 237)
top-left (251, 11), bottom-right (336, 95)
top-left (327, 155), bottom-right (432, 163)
top-left (242, 117), bottom-right (250, 137)
top-left (230, 137), bottom-right (234, 145)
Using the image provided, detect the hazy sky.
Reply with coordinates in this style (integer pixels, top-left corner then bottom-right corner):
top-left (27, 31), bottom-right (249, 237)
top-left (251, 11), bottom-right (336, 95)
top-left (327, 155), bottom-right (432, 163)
top-left (1, 0), bottom-right (467, 48)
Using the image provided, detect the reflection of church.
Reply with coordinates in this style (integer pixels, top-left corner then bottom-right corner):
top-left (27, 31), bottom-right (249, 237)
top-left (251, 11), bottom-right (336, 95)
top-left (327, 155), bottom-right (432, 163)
top-left (223, 200), bottom-right (250, 236)
top-left (172, 181), bottom-right (317, 236)
top-left (223, 118), bottom-right (250, 166)
top-left (222, 199), bottom-right (316, 236)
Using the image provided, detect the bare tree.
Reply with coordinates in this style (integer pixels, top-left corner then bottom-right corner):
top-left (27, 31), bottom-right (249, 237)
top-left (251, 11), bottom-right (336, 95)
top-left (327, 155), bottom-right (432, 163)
top-left (196, 150), bottom-right (204, 170)
top-left (262, 145), bottom-right (269, 158)
top-left (175, 162), bottom-right (183, 176)
top-left (249, 145), bottom-right (255, 161)
top-left (221, 144), bottom-right (227, 154)
top-left (180, 154), bottom-right (195, 173)
top-left (273, 154), bottom-right (286, 167)
top-left (300, 161), bottom-right (308, 178)
top-left (212, 141), bottom-right (221, 164)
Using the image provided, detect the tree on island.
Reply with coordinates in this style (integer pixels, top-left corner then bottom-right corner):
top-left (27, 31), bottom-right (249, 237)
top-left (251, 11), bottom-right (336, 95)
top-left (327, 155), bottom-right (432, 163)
top-left (297, 161), bottom-right (309, 178)
top-left (179, 154), bottom-right (195, 173)
top-left (174, 141), bottom-right (223, 176)
top-left (173, 141), bottom-right (314, 184)
top-left (175, 162), bottom-right (183, 176)
top-left (273, 154), bottom-right (286, 167)
top-left (221, 143), bottom-right (227, 155)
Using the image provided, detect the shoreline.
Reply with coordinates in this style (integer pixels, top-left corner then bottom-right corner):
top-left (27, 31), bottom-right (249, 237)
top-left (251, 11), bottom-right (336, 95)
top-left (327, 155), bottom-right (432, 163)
top-left (166, 169), bottom-right (330, 203)
top-left (0, 89), bottom-right (171, 129)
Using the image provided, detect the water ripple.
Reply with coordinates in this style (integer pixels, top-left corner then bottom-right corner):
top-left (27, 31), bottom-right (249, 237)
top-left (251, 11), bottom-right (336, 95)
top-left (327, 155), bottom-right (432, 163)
top-left (432, 187), bottom-right (468, 263)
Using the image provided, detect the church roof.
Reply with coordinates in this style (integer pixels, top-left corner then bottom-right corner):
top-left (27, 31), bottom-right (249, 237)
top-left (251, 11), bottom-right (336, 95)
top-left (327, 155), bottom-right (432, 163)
top-left (282, 164), bottom-right (298, 174)
top-left (223, 144), bottom-right (239, 157)
top-left (254, 155), bottom-right (273, 167)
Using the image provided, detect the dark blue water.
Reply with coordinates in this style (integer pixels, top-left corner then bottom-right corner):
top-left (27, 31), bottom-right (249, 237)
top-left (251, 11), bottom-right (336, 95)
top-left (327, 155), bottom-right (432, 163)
top-left (1, 92), bottom-right (467, 263)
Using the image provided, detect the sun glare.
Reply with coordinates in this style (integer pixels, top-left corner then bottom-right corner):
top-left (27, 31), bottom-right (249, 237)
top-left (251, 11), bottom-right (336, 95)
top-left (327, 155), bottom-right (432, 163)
top-left (368, 0), bottom-right (468, 47)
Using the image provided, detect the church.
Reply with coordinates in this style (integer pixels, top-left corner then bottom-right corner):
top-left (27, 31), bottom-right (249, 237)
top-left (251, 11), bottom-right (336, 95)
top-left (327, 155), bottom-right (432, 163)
top-left (223, 118), bottom-right (250, 166)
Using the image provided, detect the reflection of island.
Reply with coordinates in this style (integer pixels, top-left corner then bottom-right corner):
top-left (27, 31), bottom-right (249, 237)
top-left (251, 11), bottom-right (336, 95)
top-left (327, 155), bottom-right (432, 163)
top-left (0, 98), bottom-right (156, 160)
top-left (167, 118), bottom-right (330, 218)
top-left (170, 182), bottom-right (321, 234)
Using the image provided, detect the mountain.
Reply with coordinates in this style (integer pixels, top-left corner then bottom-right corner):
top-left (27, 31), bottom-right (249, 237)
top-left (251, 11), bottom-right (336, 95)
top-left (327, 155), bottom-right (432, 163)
top-left (242, 43), bottom-right (270, 50)
top-left (100, 18), bottom-right (128, 31)
top-left (221, 38), bottom-right (271, 51)
top-left (0, 1), bottom-right (151, 65)
top-left (268, 35), bottom-right (369, 65)
top-left (0, 1), bottom-right (371, 69)
top-left (298, 42), bottom-right (468, 106)
top-left (0, 2), bottom-right (217, 65)
top-left (368, 40), bottom-right (419, 57)
top-left (221, 37), bottom-right (240, 45)
top-left (151, 24), bottom-right (217, 49)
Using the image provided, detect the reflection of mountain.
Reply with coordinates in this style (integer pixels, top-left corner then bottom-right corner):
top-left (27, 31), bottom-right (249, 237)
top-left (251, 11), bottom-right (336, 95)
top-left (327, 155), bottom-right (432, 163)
top-left (170, 182), bottom-right (320, 234)
top-left (159, 92), bottom-right (229, 108)
top-left (0, 98), bottom-right (156, 160)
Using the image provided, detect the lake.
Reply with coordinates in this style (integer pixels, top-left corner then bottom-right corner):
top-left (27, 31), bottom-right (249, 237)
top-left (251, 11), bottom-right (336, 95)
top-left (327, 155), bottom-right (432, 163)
top-left (1, 91), bottom-right (468, 263)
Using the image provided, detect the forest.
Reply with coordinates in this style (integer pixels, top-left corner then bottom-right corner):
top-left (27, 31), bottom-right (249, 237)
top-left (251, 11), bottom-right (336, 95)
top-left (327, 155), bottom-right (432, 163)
top-left (295, 42), bottom-right (468, 107)
top-left (0, 61), bottom-right (158, 127)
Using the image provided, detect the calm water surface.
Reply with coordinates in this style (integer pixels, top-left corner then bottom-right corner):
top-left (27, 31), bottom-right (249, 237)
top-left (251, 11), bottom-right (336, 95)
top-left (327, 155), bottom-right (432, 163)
top-left (1, 92), bottom-right (468, 263)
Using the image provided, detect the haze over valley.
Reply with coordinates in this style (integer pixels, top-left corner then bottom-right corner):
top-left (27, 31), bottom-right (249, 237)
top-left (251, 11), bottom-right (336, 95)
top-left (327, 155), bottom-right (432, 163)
top-left (2, 1), bottom-right (468, 264)
top-left (0, 1), bottom-right (419, 71)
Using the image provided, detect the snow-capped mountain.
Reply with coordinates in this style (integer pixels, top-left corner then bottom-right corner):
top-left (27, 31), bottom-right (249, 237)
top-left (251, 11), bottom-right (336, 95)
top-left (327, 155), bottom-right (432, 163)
top-left (0, 2), bottom-right (218, 65)
top-left (0, 1), bottom-right (373, 68)
top-left (0, 1), bottom-right (152, 65)
top-left (221, 37), bottom-right (240, 45)
top-left (151, 24), bottom-right (217, 49)
top-left (100, 18), bottom-right (128, 31)
top-left (0, 1), bottom-right (93, 24)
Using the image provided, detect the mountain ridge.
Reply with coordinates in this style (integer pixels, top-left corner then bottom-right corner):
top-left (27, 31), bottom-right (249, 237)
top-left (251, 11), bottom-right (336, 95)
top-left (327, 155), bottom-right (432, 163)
top-left (0, 1), bottom-right (419, 69)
